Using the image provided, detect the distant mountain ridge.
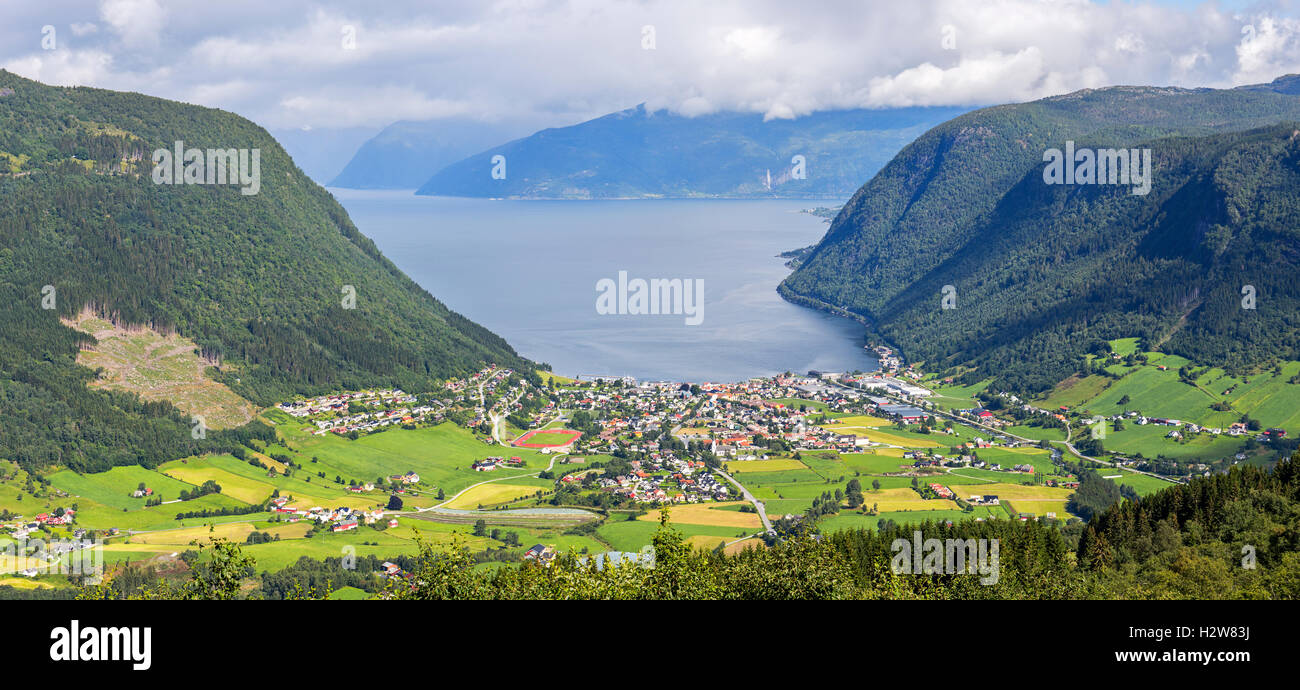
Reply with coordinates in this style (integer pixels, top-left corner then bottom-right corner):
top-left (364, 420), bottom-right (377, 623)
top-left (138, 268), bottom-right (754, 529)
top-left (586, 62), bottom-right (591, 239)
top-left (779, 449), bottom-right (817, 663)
top-left (781, 76), bottom-right (1300, 391)
top-left (409, 104), bottom-right (974, 199)
top-left (329, 119), bottom-right (533, 189)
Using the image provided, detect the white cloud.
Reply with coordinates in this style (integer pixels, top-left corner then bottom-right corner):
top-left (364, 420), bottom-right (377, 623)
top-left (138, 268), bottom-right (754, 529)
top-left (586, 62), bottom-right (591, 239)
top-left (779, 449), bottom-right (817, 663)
top-left (99, 0), bottom-right (166, 48)
top-left (3, 50), bottom-right (114, 87)
top-left (279, 89), bottom-right (477, 129)
top-left (1234, 15), bottom-right (1300, 84)
top-left (0, 0), bottom-right (1298, 131)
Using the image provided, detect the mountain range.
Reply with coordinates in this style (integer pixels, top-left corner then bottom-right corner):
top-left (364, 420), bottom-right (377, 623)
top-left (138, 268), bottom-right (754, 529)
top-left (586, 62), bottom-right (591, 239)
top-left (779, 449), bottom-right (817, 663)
top-left (330, 104), bottom-right (973, 198)
top-left (417, 105), bottom-right (974, 199)
top-left (781, 76), bottom-right (1300, 391)
top-left (327, 118), bottom-right (534, 189)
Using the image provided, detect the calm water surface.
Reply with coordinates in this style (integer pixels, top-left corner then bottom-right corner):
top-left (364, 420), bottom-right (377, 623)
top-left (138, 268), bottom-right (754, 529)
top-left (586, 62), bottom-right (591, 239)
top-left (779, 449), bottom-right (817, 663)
top-left (333, 191), bottom-right (877, 382)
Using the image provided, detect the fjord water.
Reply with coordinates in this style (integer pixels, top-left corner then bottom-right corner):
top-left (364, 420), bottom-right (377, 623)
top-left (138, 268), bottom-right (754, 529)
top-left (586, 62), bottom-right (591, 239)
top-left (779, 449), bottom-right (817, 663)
top-left (333, 191), bottom-right (878, 382)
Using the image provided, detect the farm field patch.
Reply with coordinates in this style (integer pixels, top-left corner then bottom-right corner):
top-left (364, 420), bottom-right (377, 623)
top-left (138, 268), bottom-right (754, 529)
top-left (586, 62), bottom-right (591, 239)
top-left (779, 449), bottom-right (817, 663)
top-left (444, 483), bottom-right (542, 509)
top-left (818, 415), bottom-right (893, 428)
top-left (47, 466), bottom-right (198, 510)
top-left (639, 501), bottom-right (763, 528)
top-left (727, 458), bottom-right (808, 473)
top-left (839, 453), bottom-right (913, 474)
top-left (1112, 470), bottom-right (1177, 496)
top-left (597, 519), bottom-right (749, 552)
top-left (130, 520), bottom-right (311, 545)
top-left (857, 487), bottom-right (961, 512)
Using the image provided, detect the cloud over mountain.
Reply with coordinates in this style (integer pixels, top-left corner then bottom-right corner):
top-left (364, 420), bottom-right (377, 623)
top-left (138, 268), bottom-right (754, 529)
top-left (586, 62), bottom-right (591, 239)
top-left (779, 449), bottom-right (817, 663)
top-left (3, 0), bottom-right (1300, 133)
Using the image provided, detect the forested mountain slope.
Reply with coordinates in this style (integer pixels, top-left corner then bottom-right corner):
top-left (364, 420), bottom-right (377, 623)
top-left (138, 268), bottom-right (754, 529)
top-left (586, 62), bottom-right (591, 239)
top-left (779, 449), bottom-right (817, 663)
top-left (0, 71), bottom-right (528, 472)
top-left (782, 78), bottom-right (1300, 390)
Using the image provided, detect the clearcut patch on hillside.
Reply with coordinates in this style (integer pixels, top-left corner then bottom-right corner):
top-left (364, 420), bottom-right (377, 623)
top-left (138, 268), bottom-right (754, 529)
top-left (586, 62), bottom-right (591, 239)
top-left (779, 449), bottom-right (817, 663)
top-left (64, 310), bottom-right (257, 429)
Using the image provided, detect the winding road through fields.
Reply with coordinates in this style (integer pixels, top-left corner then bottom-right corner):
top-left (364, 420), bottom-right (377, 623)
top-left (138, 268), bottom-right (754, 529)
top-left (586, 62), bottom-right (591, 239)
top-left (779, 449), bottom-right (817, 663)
top-left (716, 469), bottom-right (773, 534)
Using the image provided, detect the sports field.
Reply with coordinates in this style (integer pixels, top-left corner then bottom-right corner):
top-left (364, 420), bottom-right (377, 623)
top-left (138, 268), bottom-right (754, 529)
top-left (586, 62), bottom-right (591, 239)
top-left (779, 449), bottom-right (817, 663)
top-left (513, 429), bottom-right (582, 448)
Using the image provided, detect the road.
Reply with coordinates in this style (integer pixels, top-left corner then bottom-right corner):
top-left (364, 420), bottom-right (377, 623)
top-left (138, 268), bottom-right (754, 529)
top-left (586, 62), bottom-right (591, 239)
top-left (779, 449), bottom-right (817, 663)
top-left (716, 469), bottom-right (773, 534)
top-left (422, 451), bottom-right (566, 511)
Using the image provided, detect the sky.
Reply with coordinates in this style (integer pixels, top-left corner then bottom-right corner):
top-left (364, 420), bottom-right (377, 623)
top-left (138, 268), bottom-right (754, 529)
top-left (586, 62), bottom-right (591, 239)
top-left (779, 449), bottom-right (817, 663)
top-left (4, 0), bottom-right (1300, 160)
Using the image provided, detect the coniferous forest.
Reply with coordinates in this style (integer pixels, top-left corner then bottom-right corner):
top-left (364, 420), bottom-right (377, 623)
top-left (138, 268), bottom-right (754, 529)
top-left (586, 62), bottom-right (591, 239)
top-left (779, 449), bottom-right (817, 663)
top-left (782, 78), bottom-right (1300, 392)
top-left (0, 70), bottom-right (531, 473)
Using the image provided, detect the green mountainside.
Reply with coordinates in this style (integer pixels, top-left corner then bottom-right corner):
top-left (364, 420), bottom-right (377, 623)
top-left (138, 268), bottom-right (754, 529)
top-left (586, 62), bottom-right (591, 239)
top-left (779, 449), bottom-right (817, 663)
top-left (782, 78), bottom-right (1300, 391)
top-left (0, 71), bottom-right (528, 473)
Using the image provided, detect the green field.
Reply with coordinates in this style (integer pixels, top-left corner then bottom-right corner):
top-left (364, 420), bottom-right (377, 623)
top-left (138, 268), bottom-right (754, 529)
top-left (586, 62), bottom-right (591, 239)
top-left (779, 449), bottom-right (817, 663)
top-left (47, 466), bottom-right (199, 509)
top-left (1095, 424), bottom-right (1248, 461)
top-left (1039, 374), bottom-right (1115, 410)
top-left (973, 447), bottom-right (1056, 473)
top-left (1111, 469), bottom-right (1179, 497)
top-left (159, 453), bottom-right (384, 511)
top-left (946, 467), bottom-right (1007, 483)
top-left (728, 458), bottom-right (809, 473)
top-left (596, 519), bottom-right (749, 552)
top-left (838, 453), bottom-right (912, 474)
top-left (926, 379), bottom-right (991, 411)
top-left (444, 482), bottom-right (544, 509)
top-left (818, 507), bottom-right (1004, 532)
top-left (66, 493), bottom-right (255, 532)
top-left (269, 412), bottom-right (550, 497)
top-left (767, 398), bottom-right (829, 412)
top-left (1038, 346), bottom-right (1300, 438)
top-left (1006, 424), bottom-right (1068, 442)
top-left (0, 412), bottom-right (577, 580)
top-left (794, 452), bottom-right (850, 479)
